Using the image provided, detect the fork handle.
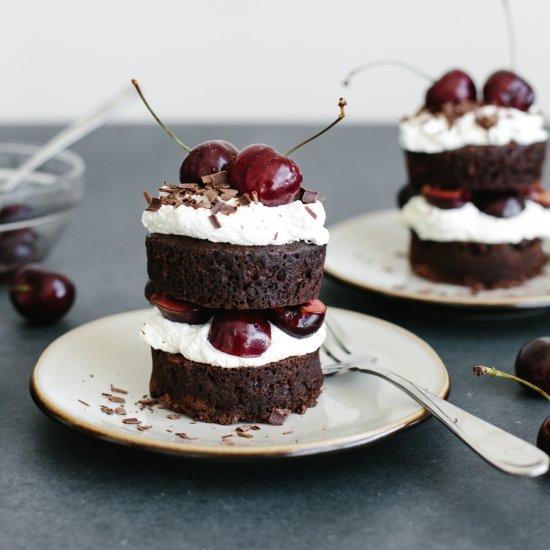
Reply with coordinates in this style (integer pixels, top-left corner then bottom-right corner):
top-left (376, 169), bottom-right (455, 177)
top-left (354, 363), bottom-right (549, 477)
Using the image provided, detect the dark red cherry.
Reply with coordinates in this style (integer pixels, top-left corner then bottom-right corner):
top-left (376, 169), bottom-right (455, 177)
top-left (483, 70), bottom-right (534, 111)
top-left (397, 184), bottom-right (419, 208)
top-left (179, 140), bottom-right (239, 184)
top-left (9, 263), bottom-right (75, 324)
top-left (229, 144), bottom-right (302, 206)
top-left (269, 299), bottom-right (326, 338)
top-left (474, 192), bottom-right (524, 218)
top-left (149, 292), bottom-right (211, 324)
top-left (421, 186), bottom-right (471, 209)
top-left (515, 337), bottom-right (550, 395)
top-left (425, 70), bottom-right (476, 112)
top-left (537, 416), bottom-right (550, 455)
top-left (208, 310), bottom-right (271, 357)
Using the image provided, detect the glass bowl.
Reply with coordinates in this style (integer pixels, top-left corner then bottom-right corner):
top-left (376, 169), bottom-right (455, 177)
top-left (0, 142), bottom-right (85, 281)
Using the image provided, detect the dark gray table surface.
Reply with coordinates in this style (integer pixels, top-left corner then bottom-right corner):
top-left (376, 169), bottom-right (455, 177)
top-left (1, 125), bottom-right (549, 550)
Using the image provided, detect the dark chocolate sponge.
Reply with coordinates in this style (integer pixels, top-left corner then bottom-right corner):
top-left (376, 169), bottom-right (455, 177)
top-left (149, 348), bottom-right (323, 425)
top-left (146, 234), bottom-right (326, 309)
top-left (405, 141), bottom-right (546, 192)
top-left (409, 231), bottom-right (547, 289)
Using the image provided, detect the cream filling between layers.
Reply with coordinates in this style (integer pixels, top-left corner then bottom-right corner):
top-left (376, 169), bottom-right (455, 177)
top-left (400, 196), bottom-right (550, 244)
top-left (141, 198), bottom-right (329, 246)
top-left (399, 105), bottom-right (548, 153)
top-left (140, 308), bottom-right (326, 368)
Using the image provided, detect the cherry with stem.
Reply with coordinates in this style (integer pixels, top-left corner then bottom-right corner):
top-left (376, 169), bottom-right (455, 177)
top-left (473, 365), bottom-right (550, 400)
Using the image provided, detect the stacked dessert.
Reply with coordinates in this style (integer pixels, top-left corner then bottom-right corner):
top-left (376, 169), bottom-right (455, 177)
top-left (134, 82), bottom-right (344, 424)
top-left (398, 69), bottom-right (550, 288)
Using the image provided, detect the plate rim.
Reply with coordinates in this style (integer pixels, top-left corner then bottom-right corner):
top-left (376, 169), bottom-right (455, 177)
top-left (30, 307), bottom-right (450, 459)
top-left (325, 209), bottom-right (550, 309)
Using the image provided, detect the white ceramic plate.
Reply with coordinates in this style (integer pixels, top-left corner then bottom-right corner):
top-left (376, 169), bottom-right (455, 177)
top-left (31, 307), bottom-right (449, 459)
top-left (325, 210), bottom-right (550, 309)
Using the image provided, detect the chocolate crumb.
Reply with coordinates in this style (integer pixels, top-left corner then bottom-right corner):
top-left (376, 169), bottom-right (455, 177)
top-left (476, 111), bottom-right (499, 130)
top-left (137, 425), bottom-right (152, 431)
top-left (110, 385), bottom-right (128, 395)
top-left (267, 408), bottom-right (291, 425)
top-left (305, 206), bottom-right (317, 219)
top-left (114, 407), bottom-right (127, 416)
top-left (175, 432), bottom-right (198, 440)
top-left (209, 214), bottom-right (222, 229)
top-left (283, 430), bottom-right (293, 435)
top-left (166, 413), bottom-right (182, 420)
top-left (237, 432), bottom-right (253, 439)
top-left (78, 399), bottom-right (90, 407)
top-left (122, 418), bottom-right (142, 425)
top-left (273, 232), bottom-right (278, 240)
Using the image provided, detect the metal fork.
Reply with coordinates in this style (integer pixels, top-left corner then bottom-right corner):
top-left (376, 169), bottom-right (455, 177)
top-left (321, 313), bottom-right (549, 477)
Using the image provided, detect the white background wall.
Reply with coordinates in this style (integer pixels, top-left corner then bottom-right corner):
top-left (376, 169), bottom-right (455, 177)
top-left (3, 0), bottom-right (549, 124)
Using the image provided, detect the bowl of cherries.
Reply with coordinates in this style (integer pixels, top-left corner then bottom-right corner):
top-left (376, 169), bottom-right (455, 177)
top-left (0, 142), bottom-right (85, 282)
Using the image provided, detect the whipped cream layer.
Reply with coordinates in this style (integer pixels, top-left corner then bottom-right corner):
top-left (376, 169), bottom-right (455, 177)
top-left (141, 308), bottom-right (326, 368)
top-left (400, 195), bottom-right (550, 244)
top-left (400, 105), bottom-right (548, 153)
top-left (142, 198), bottom-right (329, 246)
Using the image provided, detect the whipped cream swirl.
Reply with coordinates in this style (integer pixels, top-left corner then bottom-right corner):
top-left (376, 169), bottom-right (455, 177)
top-left (142, 198), bottom-right (329, 246)
top-left (400, 105), bottom-right (548, 153)
top-left (140, 308), bottom-right (325, 368)
top-left (400, 195), bottom-right (550, 244)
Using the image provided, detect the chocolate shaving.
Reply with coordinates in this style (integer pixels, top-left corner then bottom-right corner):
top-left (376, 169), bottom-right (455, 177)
top-left (250, 425), bottom-right (260, 431)
top-left (300, 188), bottom-right (319, 204)
top-left (110, 385), bottom-right (128, 395)
top-left (78, 399), bottom-right (90, 407)
top-left (221, 434), bottom-right (234, 440)
top-left (273, 232), bottom-right (278, 240)
top-left (166, 413), bottom-right (182, 420)
top-left (138, 397), bottom-right (159, 406)
top-left (143, 191), bottom-right (153, 205)
top-left (137, 425), bottom-right (152, 431)
top-left (100, 405), bottom-right (114, 415)
top-left (476, 111), bottom-right (498, 130)
top-left (237, 432), bottom-right (253, 439)
top-left (211, 200), bottom-right (223, 214)
top-left (267, 408), bottom-right (291, 425)
top-left (179, 183), bottom-right (200, 190)
top-left (236, 425), bottom-right (252, 433)
top-left (220, 203), bottom-right (237, 215)
top-left (204, 188), bottom-right (219, 203)
top-left (145, 197), bottom-right (162, 212)
top-left (305, 206), bottom-right (317, 219)
top-left (238, 193), bottom-right (252, 206)
top-left (107, 395), bottom-right (126, 404)
top-left (175, 432), bottom-right (198, 440)
top-left (209, 214), bottom-right (222, 229)
top-left (114, 407), bottom-right (127, 416)
top-left (220, 189), bottom-right (239, 200)
top-left (283, 430), bottom-right (293, 435)
top-left (122, 418), bottom-right (141, 425)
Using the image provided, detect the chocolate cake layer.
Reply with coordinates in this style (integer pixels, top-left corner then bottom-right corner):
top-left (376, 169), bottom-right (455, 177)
top-left (409, 231), bottom-right (547, 289)
top-left (405, 141), bottom-right (546, 191)
top-left (146, 234), bottom-right (326, 309)
top-left (149, 348), bottom-right (323, 425)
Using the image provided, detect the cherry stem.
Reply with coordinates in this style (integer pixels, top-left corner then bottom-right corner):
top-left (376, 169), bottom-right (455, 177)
top-left (131, 79), bottom-right (192, 153)
top-left (502, 0), bottom-right (517, 71)
top-left (3, 285), bottom-right (32, 293)
top-left (473, 365), bottom-right (550, 401)
top-left (284, 98), bottom-right (347, 157)
top-left (342, 59), bottom-right (434, 87)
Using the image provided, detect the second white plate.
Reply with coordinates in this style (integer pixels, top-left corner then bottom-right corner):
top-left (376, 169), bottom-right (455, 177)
top-left (325, 210), bottom-right (550, 309)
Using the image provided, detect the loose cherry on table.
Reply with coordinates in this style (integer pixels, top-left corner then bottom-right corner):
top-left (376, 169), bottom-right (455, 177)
top-left (208, 311), bottom-right (271, 358)
top-left (515, 337), bottom-right (550, 395)
top-left (537, 416), bottom-right (550, 455)
top-left (421, 186), bottom-right (471, 209)
top-left (483, 70), bottom-right (534, 111)
top-left (9, 263), bottom-right (75, 324)
top-left (425, 69), bottom-right (476, 112)
top-left (269, 299), bottom-right (326, 338)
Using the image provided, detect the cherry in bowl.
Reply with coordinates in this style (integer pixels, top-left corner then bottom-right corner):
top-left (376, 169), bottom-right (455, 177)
top-left (269, 299), bottom-right (326, 338)
top-left (208, 311), bottom-right (271, 358)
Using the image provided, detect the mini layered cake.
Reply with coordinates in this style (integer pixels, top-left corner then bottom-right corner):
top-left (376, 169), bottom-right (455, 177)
top-left (398, 69), bottom-right (550, 288)
top-left (132, 81), bottom-right (345, 424)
